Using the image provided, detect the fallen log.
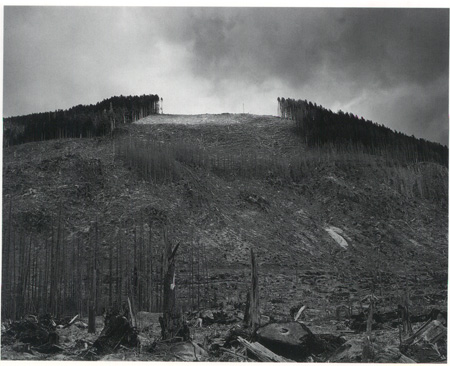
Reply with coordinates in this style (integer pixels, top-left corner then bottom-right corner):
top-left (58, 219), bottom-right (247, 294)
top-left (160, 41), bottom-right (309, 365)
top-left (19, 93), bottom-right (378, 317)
top-left (237, 336), bottom-right (294, 362)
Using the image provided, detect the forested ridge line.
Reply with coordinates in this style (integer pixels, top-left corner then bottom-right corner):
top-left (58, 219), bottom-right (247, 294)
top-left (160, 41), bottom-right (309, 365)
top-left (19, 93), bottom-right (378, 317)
top-left (3, 94), bottom-right (162, 147)
top-left (278, 97), bottom-right (448, 166)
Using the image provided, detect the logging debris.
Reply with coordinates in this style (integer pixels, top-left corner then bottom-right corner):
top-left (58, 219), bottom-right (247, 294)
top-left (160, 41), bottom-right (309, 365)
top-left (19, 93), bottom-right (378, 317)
top-left (89, 313), bottom-right (138, 357)
top-left (400, 319), bottom-right (447, 362)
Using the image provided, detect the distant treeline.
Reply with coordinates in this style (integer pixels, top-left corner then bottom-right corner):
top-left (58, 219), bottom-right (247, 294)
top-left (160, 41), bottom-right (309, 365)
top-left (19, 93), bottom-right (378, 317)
top-left (278, 97), bottom-right (448, 166)
top-left (3, 94), bottom-right (161, 146)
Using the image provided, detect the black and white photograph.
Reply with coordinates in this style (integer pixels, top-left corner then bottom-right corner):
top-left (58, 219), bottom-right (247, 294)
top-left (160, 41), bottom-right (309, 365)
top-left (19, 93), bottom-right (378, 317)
top-left (1, 4), bottom-right (448, 362)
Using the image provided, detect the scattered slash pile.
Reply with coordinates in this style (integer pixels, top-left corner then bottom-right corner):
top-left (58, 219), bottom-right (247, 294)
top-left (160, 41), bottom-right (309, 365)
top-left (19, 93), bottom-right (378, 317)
top-left (1, 248), bottom-right (447, 362)
top-left (1, 303), bottom-right (447, 362)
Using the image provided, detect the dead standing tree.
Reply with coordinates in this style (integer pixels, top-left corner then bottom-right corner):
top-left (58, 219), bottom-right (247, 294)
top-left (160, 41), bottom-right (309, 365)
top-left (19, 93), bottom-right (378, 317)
top-left (159, 227), bottom-right (188, 340)
top-left (249, 248), bottom-right (260, 337)
top-left (88, 221), bottom-right (98, 334)
top-left (399, 288), bottom-right (413, 338)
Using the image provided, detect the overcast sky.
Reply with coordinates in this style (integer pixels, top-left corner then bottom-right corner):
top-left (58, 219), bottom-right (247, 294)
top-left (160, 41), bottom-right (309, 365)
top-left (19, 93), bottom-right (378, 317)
top-left (3, 7), bottom-right (449, 145)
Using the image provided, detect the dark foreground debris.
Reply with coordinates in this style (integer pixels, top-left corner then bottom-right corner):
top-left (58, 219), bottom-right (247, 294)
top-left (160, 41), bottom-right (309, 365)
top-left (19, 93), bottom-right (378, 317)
top-left (90, 314), bottom-right (138, 356)
top-left (400, 319), bottom-right (447, 362)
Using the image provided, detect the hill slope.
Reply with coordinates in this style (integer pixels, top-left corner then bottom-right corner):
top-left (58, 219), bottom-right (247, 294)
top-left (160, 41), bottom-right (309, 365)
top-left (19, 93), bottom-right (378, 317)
top-left (2, 113), bottom-right (448, 321)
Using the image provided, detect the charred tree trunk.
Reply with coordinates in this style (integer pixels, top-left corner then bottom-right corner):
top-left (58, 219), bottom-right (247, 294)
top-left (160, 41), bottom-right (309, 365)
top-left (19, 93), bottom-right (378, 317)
top-left (159, 228), bottom-right (188, 340)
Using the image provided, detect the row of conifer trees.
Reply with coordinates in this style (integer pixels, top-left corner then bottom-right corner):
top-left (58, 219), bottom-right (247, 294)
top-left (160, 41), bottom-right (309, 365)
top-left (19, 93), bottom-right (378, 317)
top-left (3, 94), bottom-right (161, 147)
top-left (277, 97), bottom-right (448, 166)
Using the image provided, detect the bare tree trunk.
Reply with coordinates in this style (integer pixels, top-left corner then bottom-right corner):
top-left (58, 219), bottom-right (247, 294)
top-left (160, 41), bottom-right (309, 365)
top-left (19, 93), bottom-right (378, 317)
top-left (400, 289), bottom-right (413, 337)
top-left (249, 248), bottom-right (260, 337)
top-left (197, 240), bottom-right (200, 310)
top-left (190, 238), bottom-right (194, 310)
top-left (16, 232), bottom-right (25, 318)
top-left (109, 241), bottom-right (113, 308)
top-left (160, 227), bottom-right (186, 340)
top-left (31, 245), bottom-right (38, 313)
top-left (202, 240), bottom-right (209, 308)
top-left (2, 198), bottom-right (12, 318)
top-left (88, 301), bottom-right (96, 334)
top-left (139, 216), bottom-right (144, 310)
top-left (12, 229), bottom-right (17, 320)
top-left (37, 244), bottom-right (44, 314)
top-left (78, 235), bottom-right (84, 317)
top-left (43, 235), bottom-right (49, 314)
top-left (148, 224), bottom-right (153, 312)
top-left (133, 225), bottom-right (138, 312)
top-left (60, 224), bottom-right (66, 316)
top-left (54, 208), bottom-right (62, 317)
top-left (159, 252), bottom-right (163, 312)
top-left (88, 221), bottom-right (98, 334)
top-left (117, 229), bottom-right (122, 308)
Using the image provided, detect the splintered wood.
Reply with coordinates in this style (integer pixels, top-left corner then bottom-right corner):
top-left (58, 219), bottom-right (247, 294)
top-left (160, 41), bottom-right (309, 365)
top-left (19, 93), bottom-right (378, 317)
top-left (403, 319), bottom-right (446, 346)
top-left (294, 305), bottom-right (306, 322)
top-left (160, 227), bottom-right (186, 340)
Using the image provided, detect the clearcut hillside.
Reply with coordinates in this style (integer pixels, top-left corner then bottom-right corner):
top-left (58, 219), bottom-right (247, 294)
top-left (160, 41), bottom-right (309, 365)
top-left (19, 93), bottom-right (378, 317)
top-left (2, 113), bottom-right (448, 320)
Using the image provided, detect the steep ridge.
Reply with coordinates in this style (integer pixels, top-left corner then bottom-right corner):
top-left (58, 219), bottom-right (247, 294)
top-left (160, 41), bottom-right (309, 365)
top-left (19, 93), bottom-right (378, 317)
top-left (2, 113), bottom-right (447, 320)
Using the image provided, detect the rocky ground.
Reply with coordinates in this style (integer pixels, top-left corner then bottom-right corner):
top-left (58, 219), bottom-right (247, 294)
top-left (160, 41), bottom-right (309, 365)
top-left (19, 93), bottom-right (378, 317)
top-left (2, 113), bottom-right (448, 361)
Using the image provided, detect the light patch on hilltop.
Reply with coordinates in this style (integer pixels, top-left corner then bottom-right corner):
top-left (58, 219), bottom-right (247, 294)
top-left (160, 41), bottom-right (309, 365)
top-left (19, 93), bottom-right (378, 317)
top-left (324, 226), bottom-right (348, 249)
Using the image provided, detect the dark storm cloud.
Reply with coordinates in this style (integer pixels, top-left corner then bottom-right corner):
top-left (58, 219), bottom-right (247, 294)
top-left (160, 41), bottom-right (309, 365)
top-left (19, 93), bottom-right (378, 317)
top-left (156, 8), bottom-right (448, 88)
top-left (3, 7), bottom-right (448, 145)
top-left (155, 7), bottom-right (449, 144)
